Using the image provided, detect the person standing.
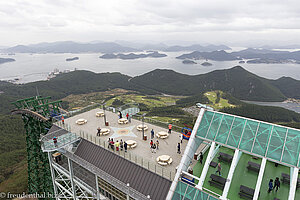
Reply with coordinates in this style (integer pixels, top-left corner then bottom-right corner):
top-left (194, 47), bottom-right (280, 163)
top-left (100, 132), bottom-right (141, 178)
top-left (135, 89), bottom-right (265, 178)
top-left (274, 177), bottom-right (280, 192)
top-left (152, 143), bottom-right (156, 153)
top-left (128, 114), bottom-right (132, 123)
top-left (168, 124), bottom-right (172, 134)
top-left (156, 140), bottom-right (159, 150)
top-left (108, 138), bottom-right (111, 149)
top-left (61, 116), bottom-right (65, 124)
top-left (120, 139), bottom-right (124, 151)
top-left (97, 127), bottom-right (101, 136)
top-left (150, 140), bottom-right (153, 148)
top-left (124, 141), bottom-right (128, 152)
top-left (199, 152), bottom-right (203, 164)
top-left (268, 179), bottom-right (273, 193)
top-left (151, 129), bottom-right (154, 139)
top-left (53, 137), bottom-right (58, 147)
top-left (215, 163), bottom-right (221, 176)
top-left (115, 140), bottom-right (120, 151)
top-left (111, 139), bottom-right (115, 150)
top-left (126, 113), bottom-right (129, 119)
top-left (180, 134), bottom-right (183, 143)
top-left (177, 143), bottom-right (181, 154)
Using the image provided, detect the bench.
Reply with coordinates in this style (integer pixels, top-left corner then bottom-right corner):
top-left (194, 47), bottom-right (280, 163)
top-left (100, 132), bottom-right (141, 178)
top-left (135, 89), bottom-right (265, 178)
top-left (247, 161), bottom-right (260, 173)
top-left (218, 152), bottom-right (233, 163)
top-left (239, 185), bottom-right (256, 200)
top-left (209, 174), bottom-right (226, 189)
top-left (210, 161), bottom-right (218, 168)
top-left (281, 173), bottom-right (300, 188)
top-left (209, 180), bottom-right (225, 189)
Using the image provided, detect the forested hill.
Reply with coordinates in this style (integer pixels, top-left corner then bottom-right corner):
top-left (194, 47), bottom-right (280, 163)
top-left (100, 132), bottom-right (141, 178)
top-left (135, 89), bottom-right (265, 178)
top-left (1, 66), bottom-right (300, 114)
top-left (130, 66), bottom-right (299, 101)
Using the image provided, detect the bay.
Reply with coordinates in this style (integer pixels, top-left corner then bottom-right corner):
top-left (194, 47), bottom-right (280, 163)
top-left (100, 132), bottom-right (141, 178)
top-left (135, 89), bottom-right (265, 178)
top-left (0, 51), bottom-right (300, 83)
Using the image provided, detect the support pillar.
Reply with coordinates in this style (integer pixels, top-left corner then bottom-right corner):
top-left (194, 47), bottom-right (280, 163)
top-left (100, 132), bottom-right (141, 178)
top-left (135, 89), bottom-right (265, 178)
top-left (95, 175), bottom-right (100, 200)
top-left (47, 152), bottom-right (58, 200)
top-left (196, 142), bottom-right (217, 190)
top-left (288, 167), bottom-right (299, 200)
top-left (68, 158), bottom-right (77, 199)
top-left (253, 158), bottom-right (266, 200)
top-left (220, 149), bottom-right (242, 200)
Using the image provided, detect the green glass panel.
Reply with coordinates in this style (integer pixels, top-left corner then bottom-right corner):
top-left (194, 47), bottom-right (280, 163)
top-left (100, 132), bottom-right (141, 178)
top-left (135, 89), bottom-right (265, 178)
top-left (194, 190), bottom-right (209, 200)
top-left (226, 117), bottom-right (246, 147)
top-left (173, 181), bottom-right (188, 200)
top-left (267, 126), bottom-right (287, 161)
top-left (209, 196), bottom-right (219, 200)
top-left (183, 185), bottom-right (197, 200)
top-left (252, 123), bottom-right (272, 156)
top-left (206, 113), bottom-right (223, 140)
top-left (197, 111), bottom-right (215, 137)
top-left (215, 115), bottom-right (234, 144)
top-left (281, 129), bottom-right (300, 166)
top-left (239, 120), bottom-right (259, 151)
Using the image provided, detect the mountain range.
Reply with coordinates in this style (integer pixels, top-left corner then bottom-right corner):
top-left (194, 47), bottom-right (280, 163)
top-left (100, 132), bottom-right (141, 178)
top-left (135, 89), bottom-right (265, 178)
top-left (0, 41), bottom-right (231, 54)
top-left (176, 48), bottom-right (300, 62)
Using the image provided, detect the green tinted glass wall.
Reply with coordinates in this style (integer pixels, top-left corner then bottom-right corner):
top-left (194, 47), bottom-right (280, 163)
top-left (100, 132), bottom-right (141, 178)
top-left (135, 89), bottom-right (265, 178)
top-left (196, 110), bottom-right (300, 168)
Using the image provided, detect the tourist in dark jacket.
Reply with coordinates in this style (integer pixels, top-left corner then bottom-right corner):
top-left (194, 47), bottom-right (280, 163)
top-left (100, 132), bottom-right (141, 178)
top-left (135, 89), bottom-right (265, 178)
top-left (268, 179), bottom-right (273, 193)
top-left (124, 141), bottom-right (128, 152)
top-left (274, 177), bottom-right (280, 192)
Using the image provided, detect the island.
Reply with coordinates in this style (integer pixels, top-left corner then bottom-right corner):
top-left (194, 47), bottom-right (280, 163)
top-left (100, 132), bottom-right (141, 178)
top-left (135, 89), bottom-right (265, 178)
top-left (182, 60), bottom-right (197, 64)
top-left (99, 51), bottom-right (167, 60)
top-left (176, 50), bottom-right (240, 61)
top-left (239, 60), bottom-right (245, 64)
top-left (66, 57), bottom-right (79, 61)
top-left (246, 59), bottom-right (283, 64)
top-left (0, 58), bottom-right (15, 64)
top-left (201, 62), bottom-right (212, 66)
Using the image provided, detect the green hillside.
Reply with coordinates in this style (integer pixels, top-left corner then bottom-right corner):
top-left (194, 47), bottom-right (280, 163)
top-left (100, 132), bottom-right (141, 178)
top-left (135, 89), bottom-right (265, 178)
top-left (0, 114), bottom-right (27, 193)
top-left (130, 66), bottom-right (287, 101)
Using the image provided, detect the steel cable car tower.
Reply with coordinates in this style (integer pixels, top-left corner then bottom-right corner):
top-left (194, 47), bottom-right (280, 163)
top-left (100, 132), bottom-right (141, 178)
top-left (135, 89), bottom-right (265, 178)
top-left (11, 96), bottom-right (63, 198)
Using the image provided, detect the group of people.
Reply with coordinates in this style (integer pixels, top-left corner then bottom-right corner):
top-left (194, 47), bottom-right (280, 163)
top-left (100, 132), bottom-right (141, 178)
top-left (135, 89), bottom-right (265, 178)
top-left (108, 138), bottom-right (128, 152)
top-left (150, 140), bottom-right (159, 153)
top-left (268, 177), bottom-right (281, 193)
top-left (118, 111), bottom-right (132, 122)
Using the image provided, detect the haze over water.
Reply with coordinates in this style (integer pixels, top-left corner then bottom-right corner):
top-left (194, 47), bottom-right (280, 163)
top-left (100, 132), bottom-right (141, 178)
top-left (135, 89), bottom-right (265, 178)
top-left (1, 51), bottom-right (300, 83)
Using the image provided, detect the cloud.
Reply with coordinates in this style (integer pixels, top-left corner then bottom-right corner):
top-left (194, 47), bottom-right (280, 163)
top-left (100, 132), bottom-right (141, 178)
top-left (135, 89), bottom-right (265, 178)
top-left (0, 0), bottom-right (300, 46)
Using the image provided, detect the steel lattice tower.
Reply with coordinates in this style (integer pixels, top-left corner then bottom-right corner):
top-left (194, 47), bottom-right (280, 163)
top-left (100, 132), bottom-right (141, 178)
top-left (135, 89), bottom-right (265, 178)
top-left (12, 96), bottom-right (63, 198)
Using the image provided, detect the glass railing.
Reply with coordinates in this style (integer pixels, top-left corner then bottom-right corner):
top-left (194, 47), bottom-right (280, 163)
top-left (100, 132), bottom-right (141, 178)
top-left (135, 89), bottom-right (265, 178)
top-left (42, 132), bottom-right (79, 152)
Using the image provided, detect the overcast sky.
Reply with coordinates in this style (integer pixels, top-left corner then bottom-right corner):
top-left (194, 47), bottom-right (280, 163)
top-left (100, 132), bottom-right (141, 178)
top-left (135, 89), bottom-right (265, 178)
top-left (1, 0), bottom-right (300, 47)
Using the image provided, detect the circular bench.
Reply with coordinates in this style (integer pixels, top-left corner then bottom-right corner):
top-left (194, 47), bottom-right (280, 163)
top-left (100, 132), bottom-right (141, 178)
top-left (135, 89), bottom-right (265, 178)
top-left (118, 118), bottom-right (128, 124)
top-left (101, 128), bottom-right (110, 136)
top-left (76, 119), bottom-right (87, 125)
top-left (96, 111), bottom-right (104, 117)
top-left (137, 124), bottom-right (148, 131)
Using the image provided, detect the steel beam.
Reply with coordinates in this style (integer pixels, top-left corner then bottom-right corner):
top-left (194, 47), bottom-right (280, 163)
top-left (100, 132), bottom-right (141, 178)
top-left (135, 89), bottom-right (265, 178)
top-left (253, 157), bottom-right (266, 200)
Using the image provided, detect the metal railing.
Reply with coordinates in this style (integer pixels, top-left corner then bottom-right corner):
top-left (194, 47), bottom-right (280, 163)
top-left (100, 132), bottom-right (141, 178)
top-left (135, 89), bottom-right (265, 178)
top-left (76, 129), bottom-right (176, 181)
top-left (133, 115), bottom-right (184, 133)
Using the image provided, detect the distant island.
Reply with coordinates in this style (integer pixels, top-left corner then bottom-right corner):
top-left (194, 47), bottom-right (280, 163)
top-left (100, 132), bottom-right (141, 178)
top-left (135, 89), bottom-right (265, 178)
top-left (176, 50), bottom-right (241, 61)
top-left (66, 57), bottom-right (79, 61)
top-left (201, 62), bottom-right (212, 66)
top-left (182, 60), bottom-right (197, 64)
top-left (0, 58), bottom-right (15, 64)
top-left (247, 59), bottom-right (287, 64)
top-left (176, 48), bottom-right (300, 63)
top-left (99, 51), bottom-right (167, 60)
